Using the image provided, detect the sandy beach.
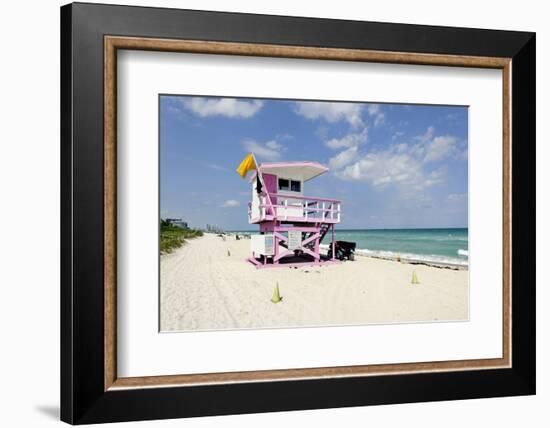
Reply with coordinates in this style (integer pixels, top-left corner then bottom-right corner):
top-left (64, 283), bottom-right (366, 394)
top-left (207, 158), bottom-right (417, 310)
top-left (160, 233), bottom-right (469, 332)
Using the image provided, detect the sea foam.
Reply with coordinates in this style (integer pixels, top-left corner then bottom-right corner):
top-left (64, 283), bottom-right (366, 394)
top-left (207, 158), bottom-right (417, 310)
top-left (320, 244), bottom-right (468, 267)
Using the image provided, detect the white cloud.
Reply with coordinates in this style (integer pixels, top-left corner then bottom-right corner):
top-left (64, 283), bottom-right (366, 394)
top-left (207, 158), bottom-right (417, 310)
top-left (181, 97), bottom-right (263, 118)
top-left (204, 162), bottom-right (229, 172)
top-left (166, 104), bottom-right (181, 114)
top-left (392, 131), bottom-right (405, 141)
top-left (330, 127), bottom-right (460, 192)
top-left (423, 166), bottom-right (447, 187)
top-left (367, 104), bottom-right (380, 115)
top-left (411, 127), bottom-right (465, 163)
top-left (275, 133), bottom-right (294, 141)
top-left (374, 114), bottom-right (385, 127)
top-left (367, 103), bottom-right (385, 127)
top-left (423, 135), bottom-right (459, 162)
top-left (447, 193), bottom-right (467, 203)
top-left (456, 148), bottom-right (469, 161)
top-left (396, 143), bottom-right (408, 153)
top-left (335, 149), bottom-right (432, 191)
top-left (328, 146), bottom-right (359, 170)
top-left (446, 112), bottom-right (459, 122)
top-left (325, 128), bottom-right (368, 150)
top-left (316, 125), bottom-right (329, 140)
top-left (242, 139), bottom-right (284, 161)
top-left (293, 101), bottom-right (364, 128)
top-left (265, 140), bottom-right (283, 150)
top-left (414, 126), bottom-right (435, 144)
top-left (221, 199), bottom-right (240, 208)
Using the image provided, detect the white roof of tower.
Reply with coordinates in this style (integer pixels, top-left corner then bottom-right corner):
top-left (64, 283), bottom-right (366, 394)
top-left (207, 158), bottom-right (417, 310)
top-left (251, 161), bottom-right (328, 182)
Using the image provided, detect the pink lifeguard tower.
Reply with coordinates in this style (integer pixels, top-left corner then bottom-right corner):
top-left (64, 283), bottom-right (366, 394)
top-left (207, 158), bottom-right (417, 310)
top-left (246, 160), bottom-right (341, 268)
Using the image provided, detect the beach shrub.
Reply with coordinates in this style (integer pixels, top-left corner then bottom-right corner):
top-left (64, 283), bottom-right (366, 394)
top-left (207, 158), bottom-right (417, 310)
top-left (160, 222), bottom-right (203, 254)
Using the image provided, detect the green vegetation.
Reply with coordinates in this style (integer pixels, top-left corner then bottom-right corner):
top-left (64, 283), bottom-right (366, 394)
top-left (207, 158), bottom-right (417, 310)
top-left (160, 220), bottom-right (203, 254)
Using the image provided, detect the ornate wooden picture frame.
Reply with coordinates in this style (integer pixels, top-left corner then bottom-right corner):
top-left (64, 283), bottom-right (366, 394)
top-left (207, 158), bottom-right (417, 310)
top-left (61, 2), bottom-right (535, 424)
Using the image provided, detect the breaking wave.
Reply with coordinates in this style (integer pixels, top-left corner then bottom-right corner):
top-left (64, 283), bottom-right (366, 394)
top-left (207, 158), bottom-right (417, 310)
top-left (320, 244), bottom-right (468, 267)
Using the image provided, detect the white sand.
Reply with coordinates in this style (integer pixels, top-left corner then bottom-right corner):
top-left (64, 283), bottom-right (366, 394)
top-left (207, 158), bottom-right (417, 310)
top-left (160, 233), bottom-right (468, 332)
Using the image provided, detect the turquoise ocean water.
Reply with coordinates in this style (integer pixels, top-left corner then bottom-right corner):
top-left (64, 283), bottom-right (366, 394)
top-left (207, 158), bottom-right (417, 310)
top-left (329, 228), bottom-right (468, 266)
top-left (234, 228), bottom-right (469, 267)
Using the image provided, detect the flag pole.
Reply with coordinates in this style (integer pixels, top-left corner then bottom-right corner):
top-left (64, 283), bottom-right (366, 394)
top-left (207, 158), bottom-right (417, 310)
top-left (251, 153), bottom-right (273, 213)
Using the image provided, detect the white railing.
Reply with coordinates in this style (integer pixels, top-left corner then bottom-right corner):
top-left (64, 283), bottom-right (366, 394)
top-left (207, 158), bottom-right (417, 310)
top-left (250, 192), bottom-right (341, 223)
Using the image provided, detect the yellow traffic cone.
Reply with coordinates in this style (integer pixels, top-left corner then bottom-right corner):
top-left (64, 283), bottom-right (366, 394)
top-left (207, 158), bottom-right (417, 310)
top-left (411, 270), bottom-right (420, 285)
top-left (271, 282), bottom-right (282, 303)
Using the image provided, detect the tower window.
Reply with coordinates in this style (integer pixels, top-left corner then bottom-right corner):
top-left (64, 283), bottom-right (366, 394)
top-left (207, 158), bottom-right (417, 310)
top-left (278, 178), bottom-right (290, 191)
top-left (278, 178), bottom-right (301, 192)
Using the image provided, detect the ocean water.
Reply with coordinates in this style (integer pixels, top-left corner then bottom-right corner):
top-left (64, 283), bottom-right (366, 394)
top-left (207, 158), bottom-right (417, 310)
top-left (233, 227), bottom-right (469, 267)
top-left (331, 228), bottom-right (469, 267)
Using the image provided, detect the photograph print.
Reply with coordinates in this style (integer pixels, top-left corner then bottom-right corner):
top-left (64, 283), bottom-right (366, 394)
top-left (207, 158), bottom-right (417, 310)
top-left (159, 95), bottom-right (469, 332)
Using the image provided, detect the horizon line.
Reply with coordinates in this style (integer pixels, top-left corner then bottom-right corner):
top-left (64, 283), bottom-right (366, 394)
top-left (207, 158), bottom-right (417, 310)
top-left (224, 226), bottom-right (468, 232)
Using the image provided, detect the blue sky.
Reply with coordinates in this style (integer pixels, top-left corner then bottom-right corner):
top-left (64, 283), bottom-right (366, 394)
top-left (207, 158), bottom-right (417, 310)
top-left (160, 95), bottom-right (468, 230)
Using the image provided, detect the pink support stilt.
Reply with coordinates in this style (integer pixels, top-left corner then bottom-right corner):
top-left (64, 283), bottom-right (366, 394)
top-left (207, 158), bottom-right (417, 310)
top-left (273, 221), bottom-right (279, 266)
top-left (331, 224), bottom-right (335, 260)
top-left (314, 232), bottom-right (320, 258)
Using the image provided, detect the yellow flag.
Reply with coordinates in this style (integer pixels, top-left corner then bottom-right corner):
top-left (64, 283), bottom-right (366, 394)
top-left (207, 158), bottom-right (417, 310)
top-left (236, 153), bottom-right (257, 179)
